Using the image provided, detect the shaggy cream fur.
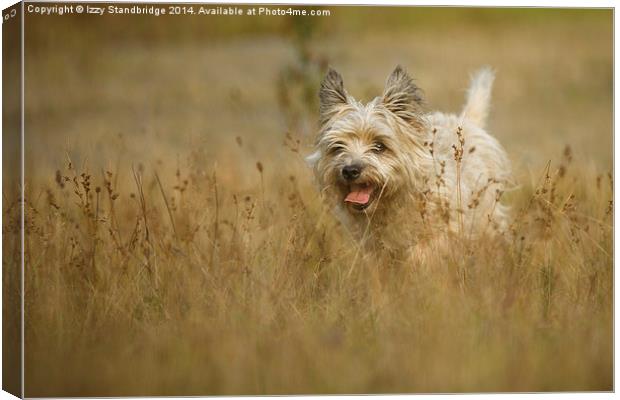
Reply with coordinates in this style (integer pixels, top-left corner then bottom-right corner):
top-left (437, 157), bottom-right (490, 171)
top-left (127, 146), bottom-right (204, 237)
top-left (308, 66), bottom-right (513, 255)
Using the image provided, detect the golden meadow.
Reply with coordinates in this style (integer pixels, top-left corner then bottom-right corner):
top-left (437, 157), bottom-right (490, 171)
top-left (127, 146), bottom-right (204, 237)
top-left (2, 7), bottom-right (612, 395)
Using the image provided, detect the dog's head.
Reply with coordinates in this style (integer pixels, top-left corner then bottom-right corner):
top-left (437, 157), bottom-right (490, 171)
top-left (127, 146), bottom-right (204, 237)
top-left (308, 66), bottom-right (427, 216)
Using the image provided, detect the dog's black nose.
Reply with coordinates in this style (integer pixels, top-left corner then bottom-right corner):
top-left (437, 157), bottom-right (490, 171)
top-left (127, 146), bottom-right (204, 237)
top-left (342, 164), bottom-right (362, 181)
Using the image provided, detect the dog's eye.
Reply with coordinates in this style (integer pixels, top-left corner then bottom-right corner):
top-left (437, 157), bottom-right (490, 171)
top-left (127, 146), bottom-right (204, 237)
top-left (328, 142), bottom-right (346, 155)
top-left (372, 142), bottom-right (386, 153)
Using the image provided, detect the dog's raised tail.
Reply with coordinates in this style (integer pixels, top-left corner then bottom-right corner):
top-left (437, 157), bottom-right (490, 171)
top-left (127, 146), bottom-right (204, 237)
top-left (460, 67), bottom-right (495, 129)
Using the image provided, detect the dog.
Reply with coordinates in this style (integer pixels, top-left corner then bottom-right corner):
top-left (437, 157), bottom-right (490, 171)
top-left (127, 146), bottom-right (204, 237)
top-left (307, 65), bottom-right (512, 257)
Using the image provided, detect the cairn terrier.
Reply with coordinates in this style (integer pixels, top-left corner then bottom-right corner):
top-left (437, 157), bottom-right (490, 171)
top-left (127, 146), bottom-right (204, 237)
top-left (307, 66), bottom-right (512, 256)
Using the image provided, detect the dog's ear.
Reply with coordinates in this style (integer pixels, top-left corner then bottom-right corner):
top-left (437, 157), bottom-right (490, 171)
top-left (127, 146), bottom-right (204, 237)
top-left (382, 65), bottom-right (424, 124)
top-left (319, 67), bottom-right (348, 125)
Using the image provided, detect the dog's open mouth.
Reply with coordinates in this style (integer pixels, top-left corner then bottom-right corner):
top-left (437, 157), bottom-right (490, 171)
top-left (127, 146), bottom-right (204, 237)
top-left (344, 183), bottom-right (376, 211)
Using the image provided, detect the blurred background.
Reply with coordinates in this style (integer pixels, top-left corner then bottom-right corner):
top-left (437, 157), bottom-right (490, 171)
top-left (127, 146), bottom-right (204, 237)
top-left (23, 6), bottom-right (612, 185)
top-left (15, 5), bottom-right (613, 396)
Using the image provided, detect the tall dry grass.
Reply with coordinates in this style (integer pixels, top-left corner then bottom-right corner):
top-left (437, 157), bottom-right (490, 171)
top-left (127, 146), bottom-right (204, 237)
top-left (15, 139), bottom-right (612, 395)
top-left (6, 7), bottom-right (612, 396)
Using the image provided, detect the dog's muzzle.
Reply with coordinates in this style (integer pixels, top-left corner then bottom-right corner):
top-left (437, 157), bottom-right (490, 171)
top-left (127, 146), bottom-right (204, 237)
top-left (342, 163), bottom-right (363, 181)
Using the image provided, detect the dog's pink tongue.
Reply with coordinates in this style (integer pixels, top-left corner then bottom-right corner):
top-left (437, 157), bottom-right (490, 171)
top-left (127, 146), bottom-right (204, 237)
top-left (345, 185), bottom-right (373, 205)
